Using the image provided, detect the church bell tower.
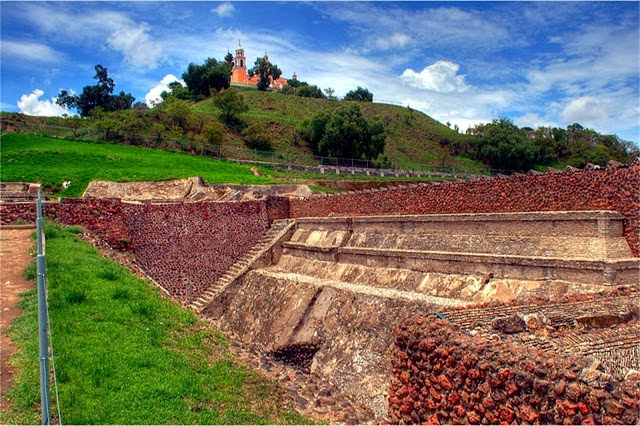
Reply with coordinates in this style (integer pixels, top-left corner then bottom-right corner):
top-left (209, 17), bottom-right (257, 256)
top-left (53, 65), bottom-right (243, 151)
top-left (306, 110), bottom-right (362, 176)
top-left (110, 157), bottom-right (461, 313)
top-left (231, 41), bottom-right (247, 84)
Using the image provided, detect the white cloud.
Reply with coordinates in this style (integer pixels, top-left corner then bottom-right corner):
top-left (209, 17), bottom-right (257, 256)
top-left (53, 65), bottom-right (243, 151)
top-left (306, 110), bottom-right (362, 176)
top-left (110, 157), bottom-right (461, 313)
top-left (212, 3), bottom-right (235, 17)
top-left (318, 3), bottom-right (512, 53)
top-left (107, 22), bottom-right (162, 69)
top-left (561, 96), bottom-right (608, 125)
top-left (401, 61), bottom-right (469, 93)
top-left (1, 40), bottom-right (59, 63)
top-left (17, 89), bottom-right (68, 116)
top-left (17, 4), bottom-right (164, 68)
top-left (145, 74), bottom-right (186, 107)
top-left (515, 113), bottom-right (559, 130)
top-left (374, 32), bottom-right (411, 50)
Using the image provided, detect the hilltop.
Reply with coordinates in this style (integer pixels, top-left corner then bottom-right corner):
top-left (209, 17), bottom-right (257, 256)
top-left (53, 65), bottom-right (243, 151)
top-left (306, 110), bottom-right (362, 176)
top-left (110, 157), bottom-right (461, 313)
top-left (1, 87), bottom-right (481, 173)
top-left (3, 85), bottom-right (636, 176)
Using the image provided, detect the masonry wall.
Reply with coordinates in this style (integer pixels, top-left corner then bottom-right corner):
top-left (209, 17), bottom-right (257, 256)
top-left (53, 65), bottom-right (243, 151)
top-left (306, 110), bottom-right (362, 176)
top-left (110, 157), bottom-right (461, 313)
top-left (290, 161), bottom-right (640, 256)
top-left (122, 201), bottom-right (269, 302)
top-left (389, 318), bottom-right (639, 425)
top-left (0, 198), bottom-right (274, 303)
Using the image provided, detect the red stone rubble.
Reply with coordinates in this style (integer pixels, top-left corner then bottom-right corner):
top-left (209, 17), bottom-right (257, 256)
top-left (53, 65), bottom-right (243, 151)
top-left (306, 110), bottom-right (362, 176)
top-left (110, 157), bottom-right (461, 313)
top-left (290, 159), bottom-right (640, 256)
top-left (389, 318), bottom-right (640, 425)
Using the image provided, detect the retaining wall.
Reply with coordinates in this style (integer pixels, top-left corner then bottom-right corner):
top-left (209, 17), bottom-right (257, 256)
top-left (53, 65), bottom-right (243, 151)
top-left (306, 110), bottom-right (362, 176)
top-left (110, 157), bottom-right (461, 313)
top-left (0, 197), bottom-right (288, 302)
top-left (389, 318), bottom-right (639, 425)
top-left (123, 201), bottom-right (270, 302)
top-left (290, 161), bottom-right (640, 256)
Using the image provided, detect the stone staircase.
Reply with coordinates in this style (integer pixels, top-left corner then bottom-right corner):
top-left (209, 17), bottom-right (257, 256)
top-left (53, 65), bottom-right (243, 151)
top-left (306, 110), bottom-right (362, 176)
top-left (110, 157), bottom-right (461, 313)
top-left (218, 189), bottom-right (242, 201)
top-left (188, 218), bottom-right (295, 312)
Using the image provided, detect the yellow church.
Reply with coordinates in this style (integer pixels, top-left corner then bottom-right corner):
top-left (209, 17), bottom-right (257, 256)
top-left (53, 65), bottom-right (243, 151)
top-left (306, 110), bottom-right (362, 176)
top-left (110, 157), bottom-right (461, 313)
top-left (230, 42), bottom-right (292, 90)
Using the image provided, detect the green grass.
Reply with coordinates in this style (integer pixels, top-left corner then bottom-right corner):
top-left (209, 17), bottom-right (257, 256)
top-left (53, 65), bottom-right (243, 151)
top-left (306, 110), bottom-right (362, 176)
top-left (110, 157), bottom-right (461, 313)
top-left (1, 133), bottom-right (275, 197)
top-left (193, 89), bottom-right (482, 169)
top-left (1, 222), bottom-right (308, 425)
top-left (1, 132), bottom-right (466, 197)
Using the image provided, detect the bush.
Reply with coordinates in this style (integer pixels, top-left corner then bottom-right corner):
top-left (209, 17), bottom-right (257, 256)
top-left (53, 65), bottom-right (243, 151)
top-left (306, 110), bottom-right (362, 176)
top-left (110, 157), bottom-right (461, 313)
top-left (304, 104), bottom-right (385, 161)
top-left (344, 86), bottom-right (373, 102)
top-left (242, 123), bottom-right (273, 152)
top-left (199, 120), bottom-right (226, 146)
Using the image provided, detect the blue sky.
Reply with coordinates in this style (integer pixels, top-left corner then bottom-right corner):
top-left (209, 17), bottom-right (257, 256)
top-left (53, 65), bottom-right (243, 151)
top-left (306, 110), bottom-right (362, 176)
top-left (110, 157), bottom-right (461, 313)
top-left (1, 1), bottom-right (638, 143)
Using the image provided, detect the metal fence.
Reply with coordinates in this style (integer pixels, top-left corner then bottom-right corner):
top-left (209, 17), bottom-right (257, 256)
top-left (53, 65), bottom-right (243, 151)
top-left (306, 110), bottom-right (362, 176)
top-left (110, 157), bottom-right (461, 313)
top-left (1, 119), bottom-right (522, 177)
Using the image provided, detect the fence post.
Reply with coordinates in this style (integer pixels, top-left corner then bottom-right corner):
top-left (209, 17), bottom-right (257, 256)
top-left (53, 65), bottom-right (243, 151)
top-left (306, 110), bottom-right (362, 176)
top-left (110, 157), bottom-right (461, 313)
top-left (36, 192), bottom-right (51, 425)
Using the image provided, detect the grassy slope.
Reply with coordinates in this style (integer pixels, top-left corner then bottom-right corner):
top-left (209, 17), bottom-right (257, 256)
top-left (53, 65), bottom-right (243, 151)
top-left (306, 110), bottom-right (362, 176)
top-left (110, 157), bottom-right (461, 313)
top-left (2, 222), bottom-right (308, 425)
top-left (1, 133), bottom-right (274, 197)
top-left (2, 89), bottom-right (483, 171)
top-left (1, 133), bottom-right (459, 197)
top-left (194, 88), bottom-right (481, 170)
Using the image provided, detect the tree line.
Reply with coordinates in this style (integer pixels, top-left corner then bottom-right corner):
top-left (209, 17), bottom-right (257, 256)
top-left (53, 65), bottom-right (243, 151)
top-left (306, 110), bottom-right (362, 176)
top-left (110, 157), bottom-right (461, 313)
top-left (55, 63), bottom-right (637, 171)
top-left (443, 117), bottom-right (639, 171)
top-left (56, 61), bottom-right (385, 162)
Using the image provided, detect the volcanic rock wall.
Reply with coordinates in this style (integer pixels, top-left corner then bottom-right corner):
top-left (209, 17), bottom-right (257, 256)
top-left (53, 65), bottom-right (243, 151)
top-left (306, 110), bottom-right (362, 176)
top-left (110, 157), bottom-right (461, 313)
top-left (0, 198), bottom-right (131, 251)
top-left (123, 201), bottom-right (270, 302)
top-left (290, 160), bottom-right (640, 256)
top-left (1, 197), bottom-right (289, 302)
top-left (389, 318), bottom-right (640, 425)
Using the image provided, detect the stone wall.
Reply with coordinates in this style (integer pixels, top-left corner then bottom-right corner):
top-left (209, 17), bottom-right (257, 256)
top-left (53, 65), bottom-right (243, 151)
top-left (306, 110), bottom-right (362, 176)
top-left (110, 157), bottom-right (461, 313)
top-left (0, 198), bottom-right (275, 302)
top-left (0, 199), bottom-right (131, 251)
top-left (123, 201), bottom-right (269, 302)
top-left (389, 318), bottom-right (639, 425)
top-left (290, 160), bottom-right (640, 256)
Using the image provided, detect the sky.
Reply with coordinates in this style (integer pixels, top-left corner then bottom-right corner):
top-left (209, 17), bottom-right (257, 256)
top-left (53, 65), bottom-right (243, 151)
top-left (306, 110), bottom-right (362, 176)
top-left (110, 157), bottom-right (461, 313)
top-left (1, 1), bottom-right (638, 143)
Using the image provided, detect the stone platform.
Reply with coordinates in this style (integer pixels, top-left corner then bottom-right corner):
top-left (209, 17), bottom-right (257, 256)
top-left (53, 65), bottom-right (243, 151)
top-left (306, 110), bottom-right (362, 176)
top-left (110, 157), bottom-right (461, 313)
top-left (283, 211), bottom-right (639, 286)
top-left (202, 210), bottom-right (639, 421)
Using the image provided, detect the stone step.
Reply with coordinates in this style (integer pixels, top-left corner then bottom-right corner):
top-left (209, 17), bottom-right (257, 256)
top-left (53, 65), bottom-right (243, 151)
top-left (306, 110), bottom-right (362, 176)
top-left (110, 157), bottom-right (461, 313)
top-left (191, 219), bottom-right (295, 313)
top-left (259, 270), bottom-right (469, 308)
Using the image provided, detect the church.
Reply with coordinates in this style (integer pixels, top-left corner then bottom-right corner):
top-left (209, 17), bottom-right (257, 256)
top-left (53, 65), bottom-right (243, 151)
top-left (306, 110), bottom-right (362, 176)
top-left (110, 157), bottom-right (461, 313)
top-left (230, 42), bottom-right (292, 90)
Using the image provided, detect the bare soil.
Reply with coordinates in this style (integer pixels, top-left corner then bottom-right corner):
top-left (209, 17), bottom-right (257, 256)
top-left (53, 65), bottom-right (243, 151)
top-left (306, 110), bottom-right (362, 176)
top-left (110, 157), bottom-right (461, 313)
top-left (0, 227), bottom-right (35, 412)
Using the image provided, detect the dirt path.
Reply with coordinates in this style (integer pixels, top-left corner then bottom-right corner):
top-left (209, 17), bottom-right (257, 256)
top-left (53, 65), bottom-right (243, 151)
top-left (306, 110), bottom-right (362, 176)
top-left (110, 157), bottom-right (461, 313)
top-left (0, 227), bottom-right (35, 413)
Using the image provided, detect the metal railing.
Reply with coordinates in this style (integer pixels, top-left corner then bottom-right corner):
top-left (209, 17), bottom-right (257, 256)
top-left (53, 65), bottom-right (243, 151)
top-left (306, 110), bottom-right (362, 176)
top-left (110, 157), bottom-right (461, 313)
top-left (35, 191), bottom-right (62, 425)
top-left (1, 119), bottom-right (522, 177)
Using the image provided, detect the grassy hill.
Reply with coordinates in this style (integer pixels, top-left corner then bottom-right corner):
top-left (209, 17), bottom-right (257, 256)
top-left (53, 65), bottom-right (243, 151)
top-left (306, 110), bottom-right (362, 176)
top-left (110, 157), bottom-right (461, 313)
top-left (197, 88), bottom-right (476, 169)
top-left (1, 133), bottom-right (447, 198)
top-left (1, 87), bottom-right (482, 173)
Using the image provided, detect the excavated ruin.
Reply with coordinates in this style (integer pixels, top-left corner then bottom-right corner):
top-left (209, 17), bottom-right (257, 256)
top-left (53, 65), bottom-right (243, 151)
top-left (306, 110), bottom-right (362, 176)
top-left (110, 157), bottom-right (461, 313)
top-left (2, 159), bottom-right (639, 424)
top-left (199, 211), bottom-right (639, 420)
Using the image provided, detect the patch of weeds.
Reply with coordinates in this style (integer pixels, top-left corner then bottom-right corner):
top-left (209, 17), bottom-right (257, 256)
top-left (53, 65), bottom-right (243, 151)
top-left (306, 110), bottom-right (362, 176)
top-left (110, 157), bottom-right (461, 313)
top-left (43, 220), bottom-right (82, 239)
top-left (23, 260), bottom-right (36, 281)
top-left (65, 288), bottom-right (88, 304)
top-left (130, 300), bottom-right (158, 321)
top-left (98, 267), bottom-right (119, 281)
top-left (111, 288), bottom-right (130, 300)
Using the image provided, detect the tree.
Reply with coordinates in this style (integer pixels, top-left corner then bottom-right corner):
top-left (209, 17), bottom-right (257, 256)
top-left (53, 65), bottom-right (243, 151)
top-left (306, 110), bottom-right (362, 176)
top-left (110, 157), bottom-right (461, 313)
top-left (305, 104), bottom-right (385, 161)
top-left (198, 120), bottom-right (227, 149)
top-left (297, 84), bottom-right (325, 98)
top-left (344, 86), bottom-right (373, 102)
top-left (156, 96), bottom-right (192, 130)
top-left (213, 88), bottom-right (249, 128)
top-left (57, 64), bottom-right (135, 117)
top-left (160, 81), bottom-right (191, 101)
top-left (248, 56), bottom-right (282, 91)
top-left (242, 123), bottom-right (273, 151)
top-left (224, 51), bottom-right (234, 66)
top-left (286, 78), bottom-right (304, 89)
top-left (182, 58), bottom-right (231, 99)
top-left (324, 87), bottom-right (336, 99)
top-left (471, 117), bottom-right (536, 171)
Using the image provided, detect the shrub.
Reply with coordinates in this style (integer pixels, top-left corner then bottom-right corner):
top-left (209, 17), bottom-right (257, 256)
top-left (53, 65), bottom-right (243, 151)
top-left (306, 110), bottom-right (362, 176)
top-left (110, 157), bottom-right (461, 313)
top-left (242, 123), bottom-right (273, 152)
